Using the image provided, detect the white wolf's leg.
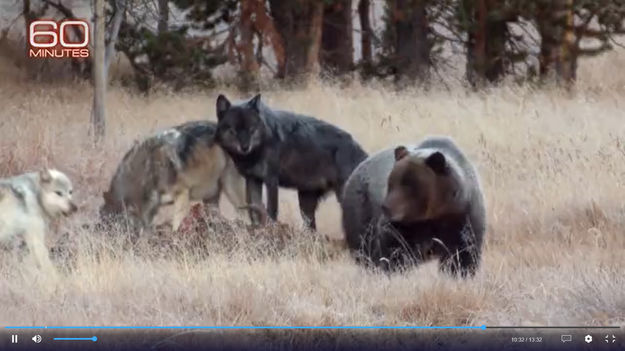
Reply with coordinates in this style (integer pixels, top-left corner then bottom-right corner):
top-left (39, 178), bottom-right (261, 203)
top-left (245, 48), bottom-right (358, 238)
top-left (221, 160), bottom-right (247, 219)
top-left (23, 221), bottom-right (58, 277)
top-left (171, 190), bottom-right (191, 231)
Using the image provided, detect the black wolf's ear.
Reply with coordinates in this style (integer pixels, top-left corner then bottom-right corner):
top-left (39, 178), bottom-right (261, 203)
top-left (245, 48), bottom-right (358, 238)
top-left (40, 169), bottom-right (52, 183)
top-left (394, 146), bottom-right (409, 161)
top-left (248, 94), bottom-right (261, 112)
top-left (216, 94), bottom-right (231, 121)
top-left (425, 152), bottom-right (448, 175)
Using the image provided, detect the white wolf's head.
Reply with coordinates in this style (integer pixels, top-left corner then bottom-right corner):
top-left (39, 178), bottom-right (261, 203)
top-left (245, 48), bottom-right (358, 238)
top-left (38, 169), bottom-right (78, 218)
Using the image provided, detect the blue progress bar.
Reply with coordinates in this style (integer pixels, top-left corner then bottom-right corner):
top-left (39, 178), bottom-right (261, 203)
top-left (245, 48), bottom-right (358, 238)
top-left (7, 326), bottom-right (487, 330)
top-left (53, 336), bottom-right (98, 342)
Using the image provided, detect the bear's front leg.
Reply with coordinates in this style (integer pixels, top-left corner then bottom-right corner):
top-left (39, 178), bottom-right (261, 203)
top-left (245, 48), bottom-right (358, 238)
top-left (372, 218), bottom-right (409, 272)
top-left (438, 220), bottom-right (480, 277)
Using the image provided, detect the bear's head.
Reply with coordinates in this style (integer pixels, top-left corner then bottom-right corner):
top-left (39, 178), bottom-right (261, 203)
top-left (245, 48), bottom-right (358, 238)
top-left (382, 146), bottom-right (468, 224)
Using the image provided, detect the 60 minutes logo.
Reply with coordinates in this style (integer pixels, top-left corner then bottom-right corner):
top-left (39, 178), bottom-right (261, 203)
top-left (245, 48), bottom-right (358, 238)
top-left (29, 20), bottom-right (90, 58)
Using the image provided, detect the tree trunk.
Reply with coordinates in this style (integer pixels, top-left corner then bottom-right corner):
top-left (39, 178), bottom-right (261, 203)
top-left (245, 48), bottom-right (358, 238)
top-left (388, 0), bottom-right (430, 82)
top-left (358, 0), bottom-right (372, 65)
top-left (91, 0), bottom-right (106, 143)
top-left (555, 0), bottom-right (576, 84)
top-left (537, 1), bottom-right (558, 80)
top-left (105, 0), bottom-right (125, 81)
top-left (238, 0), bottom-right (260, 88)
top-left (245, 0), bottom-right (285, 76)
top-left (22, 0), bottom-right (34, 73)
top-left (157, 0), bottom-right (169, 34)
top-left (465, 0), bottom-right (507, 86)
top-left (465, 0), bottom-right (486, 86)
top-left (306, 3), bottom-right (324, 74)
top-left (268, 0), bottom-right (324, 79)
top-left (22, 0), bottom-right (34, 40)
top-left (537, 0), bottom-right (577, 85)
top-left (321, 0), bottom-right (353, 74)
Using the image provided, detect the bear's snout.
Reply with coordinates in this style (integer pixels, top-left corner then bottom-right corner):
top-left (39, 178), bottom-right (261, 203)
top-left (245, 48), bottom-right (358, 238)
top-left (382, 197), bottom-right (404, 222)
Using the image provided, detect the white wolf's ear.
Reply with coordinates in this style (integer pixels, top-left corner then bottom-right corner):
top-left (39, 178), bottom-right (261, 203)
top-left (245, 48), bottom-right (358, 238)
top-left (39, 169), bottom-right (52, 183)
top-left (249, 94), bottom-right (261, 112)
top-left (216, 94), bottom-right (231, 120)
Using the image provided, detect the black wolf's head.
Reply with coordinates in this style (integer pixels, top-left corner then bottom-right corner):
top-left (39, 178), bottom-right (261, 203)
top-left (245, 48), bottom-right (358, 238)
top-left (215, 94), bottom-right (266, 156)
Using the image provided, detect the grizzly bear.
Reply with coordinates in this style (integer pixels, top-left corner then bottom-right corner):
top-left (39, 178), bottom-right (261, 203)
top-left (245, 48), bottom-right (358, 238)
top-left (341, 136), bottom-right (486, 277)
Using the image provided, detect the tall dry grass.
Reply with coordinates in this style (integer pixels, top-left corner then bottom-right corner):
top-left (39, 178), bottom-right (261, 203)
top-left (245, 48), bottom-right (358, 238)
top-left (0, 51), bottom-right (625, 327)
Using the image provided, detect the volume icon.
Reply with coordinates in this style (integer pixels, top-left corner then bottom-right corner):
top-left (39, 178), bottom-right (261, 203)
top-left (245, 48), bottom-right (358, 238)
top-left (32, 335), bottom-right (42, 343)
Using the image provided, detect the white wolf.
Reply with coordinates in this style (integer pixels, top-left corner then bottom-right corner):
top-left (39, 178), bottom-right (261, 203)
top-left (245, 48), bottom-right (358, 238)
top-left (0, 169), bottom-right (77, 273)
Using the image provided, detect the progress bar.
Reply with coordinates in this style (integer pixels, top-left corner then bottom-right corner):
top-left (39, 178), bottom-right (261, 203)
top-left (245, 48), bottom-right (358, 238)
top-left (5, 325), bottom-right (621, 330)
top-left (53, 336), bottom-right (98, 342)
top-left (6, 326), bottom-right (487, 330)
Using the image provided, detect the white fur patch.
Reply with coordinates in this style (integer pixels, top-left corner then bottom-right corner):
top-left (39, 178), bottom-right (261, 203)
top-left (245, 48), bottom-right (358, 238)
top-left (157, 128), bottom-right (182, 142)
top-left (408, 147), bottom-right (438, 159)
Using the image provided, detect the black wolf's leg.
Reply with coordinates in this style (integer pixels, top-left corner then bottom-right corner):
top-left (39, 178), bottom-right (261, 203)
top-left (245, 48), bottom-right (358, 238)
top-left (246, 177), bottom-right (263, 225)
top-left (298, 190), bottom-right (321, 230)
top-left (266, 177), bottom-right (279, 221)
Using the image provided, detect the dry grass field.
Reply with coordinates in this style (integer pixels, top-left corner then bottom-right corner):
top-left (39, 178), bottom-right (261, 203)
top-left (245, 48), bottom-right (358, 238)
top-left (1, 51), bottom-right (625, 327)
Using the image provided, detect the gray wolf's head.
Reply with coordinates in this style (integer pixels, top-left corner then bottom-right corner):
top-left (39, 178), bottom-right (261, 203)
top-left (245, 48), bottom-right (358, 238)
top-left (215, 94), bottom-right (266, 156)
top-left (38, 169), bottom-right (78, 218)
top-left (99, 138), bottom-right (180, 230)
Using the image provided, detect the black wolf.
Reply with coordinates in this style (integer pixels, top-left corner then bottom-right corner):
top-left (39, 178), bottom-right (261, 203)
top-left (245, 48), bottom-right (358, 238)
top-left (214, 94), bottom-right (368, 229)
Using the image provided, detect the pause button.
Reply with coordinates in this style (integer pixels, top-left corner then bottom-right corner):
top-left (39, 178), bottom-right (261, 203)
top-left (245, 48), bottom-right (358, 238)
top-left (11, 335), bottom-right (18, 343)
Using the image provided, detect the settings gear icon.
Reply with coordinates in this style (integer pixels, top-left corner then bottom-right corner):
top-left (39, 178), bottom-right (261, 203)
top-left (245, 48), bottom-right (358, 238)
top-left (585, 335), bottom-right (593, 343)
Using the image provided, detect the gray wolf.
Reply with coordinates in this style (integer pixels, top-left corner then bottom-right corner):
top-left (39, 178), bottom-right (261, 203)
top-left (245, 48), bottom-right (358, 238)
top-left (100, 120), bottom-right (247, 231)
top-left (0, 169), bottom-right (77, 273)
top-left (215, 94), bottom-right (368, 229)
top-left (341, 136), bottom-right (486, 277)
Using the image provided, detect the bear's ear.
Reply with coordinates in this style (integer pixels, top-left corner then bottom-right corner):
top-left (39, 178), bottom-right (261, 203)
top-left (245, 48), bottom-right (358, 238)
top-left (425, 152), bottom-right (448, 175)
top-left (394, 146), bottom-right (409, 161)
top-left (248, 94), bottom-right (262, 112)
top-left (39, 169), bottom-right (52, 184)
top-left (216, 94), bottom-right (231, 121)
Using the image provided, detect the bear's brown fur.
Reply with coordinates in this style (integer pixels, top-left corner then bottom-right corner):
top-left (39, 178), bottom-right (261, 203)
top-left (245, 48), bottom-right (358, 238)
top-left (341, 136), bottom-right (486, 276)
